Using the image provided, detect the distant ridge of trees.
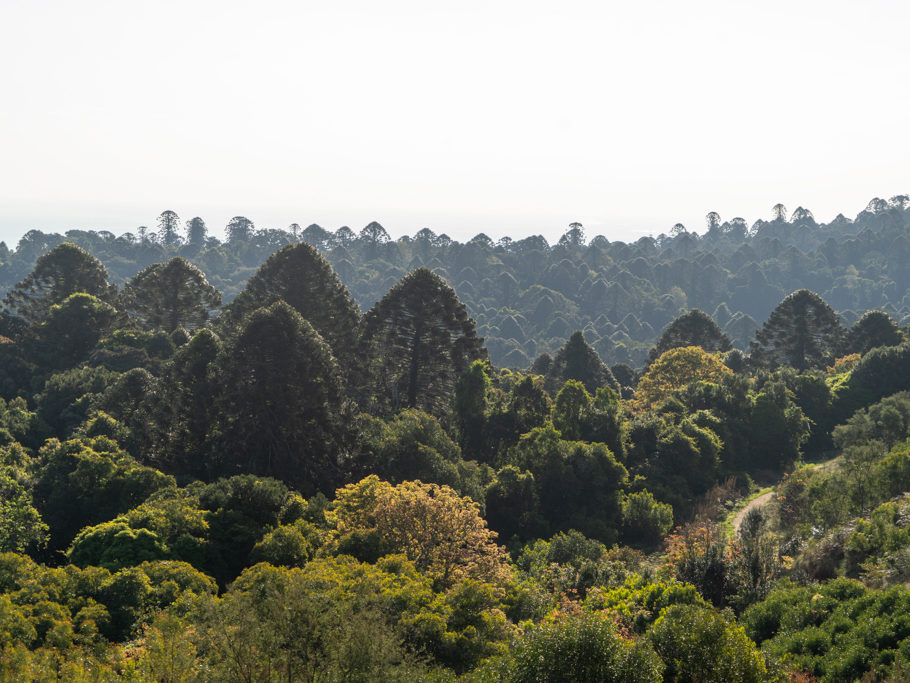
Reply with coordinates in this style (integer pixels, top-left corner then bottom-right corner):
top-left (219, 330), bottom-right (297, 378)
top-left (1, 195), bottom-right (910, 367)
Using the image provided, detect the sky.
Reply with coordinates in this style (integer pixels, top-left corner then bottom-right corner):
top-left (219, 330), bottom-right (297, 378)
top-left (2, 0), bottom-right (909, 246)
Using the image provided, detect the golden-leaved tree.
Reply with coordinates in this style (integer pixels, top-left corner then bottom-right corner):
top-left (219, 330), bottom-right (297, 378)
top-left (331, 475), bottom-right (509, 588)
top-left (633, 346), bottom-right (732, 410)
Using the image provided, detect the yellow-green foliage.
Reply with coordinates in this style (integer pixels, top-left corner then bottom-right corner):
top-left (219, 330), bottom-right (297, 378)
top-left (583, 576), bottom-right (708, 633)
top-left (194, 556), bottom-right (514, 675)
top-left (0, 552), bottom-right (214, 646)
top-left (330, 476), bottom-right (511, 588)
top-left (634, 346), bottom-right (732, 410)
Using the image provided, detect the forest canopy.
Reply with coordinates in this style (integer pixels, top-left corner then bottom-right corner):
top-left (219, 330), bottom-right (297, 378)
top-left (2, 197), bottom-right (910, 680)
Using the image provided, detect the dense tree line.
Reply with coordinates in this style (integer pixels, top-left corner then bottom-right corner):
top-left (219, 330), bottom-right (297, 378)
top-left (2, 196), bottom-right (910, 368)
top-left (1, 203), bottom-right (910, 678)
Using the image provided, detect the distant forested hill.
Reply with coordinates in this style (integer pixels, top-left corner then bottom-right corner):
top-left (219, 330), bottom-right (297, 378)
top-left (2, 196), bottom-right (909, 368)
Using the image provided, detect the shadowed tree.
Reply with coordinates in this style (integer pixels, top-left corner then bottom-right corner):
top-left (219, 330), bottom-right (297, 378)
top-left (220, 242), bottom-right (360, 364)
top-left (772, 203), bottom-right (788, 222)
top-left (359, 221), bottom-right (391, 243)
top-left (121, 257), bottom-right (222, 332)
top-left (32, 293), bottom-right (122, 371)
top-left (510, 375), bottom-right (552, 434)
top-left (225, 216), bottom-right (255, 243)
top-left (1, 243), bottom-right (115, 331)
top-left (301, 224), bottom-right (333, 250)
top-left (151, 329), bottom-right (221, 478)
top-left (546, 331), bottom-right (619, 395)
top-left (705, 212), bottom-right (721, 231)
top-left (185, 217), bottom-right (208, 246)
top-left (846, 310), bottom-right (905, 355)
top-left (157, 210), bottom-right (181, 247)
top-left (453, 360), bottom-right (490, 461)
top-left (358, 268), bottom-right (487, 416)
top-left (213, 302), bottom-right (348, 494)
top-left (751, 289), bottom-right (843, 371)
top-left (791, 207), bottom-right (815, 224)
top-left (558, 223), bottom-right (585, 247)
top-left (649, 309), bottom-right (731, 364)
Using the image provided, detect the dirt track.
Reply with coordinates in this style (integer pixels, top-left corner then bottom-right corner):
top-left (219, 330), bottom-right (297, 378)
top-left (732, 490), bottom-right (775, 535)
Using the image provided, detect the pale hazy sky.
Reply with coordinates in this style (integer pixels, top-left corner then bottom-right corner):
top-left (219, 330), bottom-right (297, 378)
top-left (2, 0), bottom-right (909, 246)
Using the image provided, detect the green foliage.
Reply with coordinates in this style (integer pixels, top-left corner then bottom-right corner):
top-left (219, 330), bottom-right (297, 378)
top-left (35, 366), bottom-right (119, 438)
top-left (664, 521), bottom-right (731, 607)
top-left (551, 380), bottom-right (625, 458)
top-left (793, 496), bottom-right (910, 587)
top-left (748, 383), bottom-right (810, 470)
top-left (626, 416), bottom-right (723, 518)
top-left (195, 555), bottom-right (511, 676)
top-left (551, 379), bottom-right (589, 440)
top-left (621, 491), bottom-right (673, 547)
top-left (150, 329), bottom-right (221, 477)
top-left (846, 310), bottom-right (905, 355)
top-left (454, 360), bottom-right (492, 462)
top-left (33, 434), bottom-right (174, 555)
top-left (545, 330), bottom-right (619, 395)
top-left (677, 373), bottom-right (810, 474)
top-left (650, 308), bottom-right (732, 363)
top-left (583, 576), bottom-right (708, 634)
top-left (515, 531), bottom-right (637, 600)
top-left (67, 488), bottom-right (208, 571)
top-left (8, 217), bottom-right (910, 678)
top-left (508, 426), bottom-right (628, 543)
top-left (0, 552), bottom-right (214, 645)
top-left (833, 390), bottom-right (910, 451)
top-left (0, 470), bottom-right (47, 554)
top-left (96, 327), bottom-right (177, 369)
top-left (480, 610), bottom-right (663, 682)
top-left (485, 466), bottom-right (543, 543)
top-left (221, 241), bottom-right (361, 364)
top-left (250, 519), bottom-right (321, 568)
top-left (843, 498), bottom-right (910, 586)
top-left (212, 301), bottom-right (349, 494)
top-left (66, 476), bottom-right (316, 585)
top-left (649, 604), bottom-right (767, 682)
top-left (358, 267), bottom-right (487, 416)
top-left (31, 293), bottom-right (121, 372)
top-left (193, 475), bottom-right (296, 584)
top-left (1, 243), bottom-right (114, 328)
top-left (743, 578), bottom-right (910, 682)
top-left (779, 437), bottom-right (910, 534)
top-left (353, 409), bottom-right (490, 501)
top-left (634, 346), bottom-right (732, 410)
top-left (507, 375), bottom-right (551, 436)
top-left (482, 374), bottom-right (552, 459)
top-left (725, 508), bottom-right (784, 611)
top-left (751, 289), bottom-right (844, 371)
top-left (121, 256), bottom-right (221, 332)
top-left (835, 343), bottom-right (910, 420)
top-left (0, 396), bottom-right (45, 451)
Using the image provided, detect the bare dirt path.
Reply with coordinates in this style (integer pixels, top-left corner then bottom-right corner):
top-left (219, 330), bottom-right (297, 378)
top-left (732, 490), bottom-right (775, 535)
